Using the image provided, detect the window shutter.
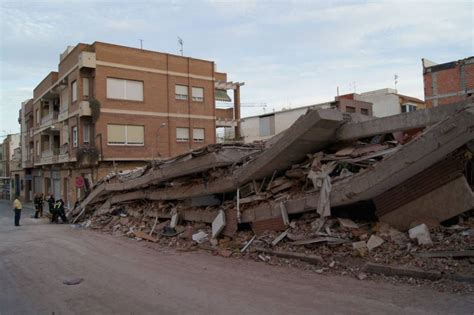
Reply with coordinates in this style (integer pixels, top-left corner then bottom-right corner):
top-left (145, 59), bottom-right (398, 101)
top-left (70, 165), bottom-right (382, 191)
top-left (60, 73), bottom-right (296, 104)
top-left (126, 125), bottom-right (144, 144)
top-left (83, 124), bottom-right (90, 143)
top-left (193, 128), bottom-right (205, 142)
top-left (125, 80), bottom-right (144, 101)
top-left (107, 124), bottom-right (126, 144)
top-left (107, 78), bottom-right (126, 99)
top-left (176, 127), bottom-right (189, 141)
top-left (83, 78), bottom-right (89, 98)
top-left (192, 87), bottom-right (204, 101)
top-left (72, 81), bottom-right (77, 102)
top-left (176, 85), bottom-right (188, 95)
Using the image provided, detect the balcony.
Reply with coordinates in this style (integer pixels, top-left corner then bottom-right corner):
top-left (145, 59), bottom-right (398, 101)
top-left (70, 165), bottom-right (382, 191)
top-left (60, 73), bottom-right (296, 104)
top-left (40, 111), bottom-right (59, 126)
top-left (58, 145), bottom-right (70, 163)
top-left (79, 101), bottom-right (91, 116)
top-left (58, 106), bottom-right (69, 122)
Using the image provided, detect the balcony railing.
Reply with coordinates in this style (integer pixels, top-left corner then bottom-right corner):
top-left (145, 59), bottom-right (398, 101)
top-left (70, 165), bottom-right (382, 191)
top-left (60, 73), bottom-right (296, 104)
top-left (40, 111), bottom-right (59, 126)
top-left (58, 106), bottom-right (69, 121)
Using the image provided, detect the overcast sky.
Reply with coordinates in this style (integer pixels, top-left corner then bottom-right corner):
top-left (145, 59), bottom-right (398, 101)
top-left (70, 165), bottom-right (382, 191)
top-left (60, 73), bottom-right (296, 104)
top-left (0, 0), bottom-right (472, 137)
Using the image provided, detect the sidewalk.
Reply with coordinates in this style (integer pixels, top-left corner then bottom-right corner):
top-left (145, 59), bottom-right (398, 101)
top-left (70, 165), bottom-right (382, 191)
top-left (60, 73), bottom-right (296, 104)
top-left (1, 200), bottom-right (37, 211)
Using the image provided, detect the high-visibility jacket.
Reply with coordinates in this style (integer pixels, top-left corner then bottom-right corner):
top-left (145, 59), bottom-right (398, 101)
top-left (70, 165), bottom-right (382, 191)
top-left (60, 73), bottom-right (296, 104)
top-left (13, 198), bottom-right (22, 210)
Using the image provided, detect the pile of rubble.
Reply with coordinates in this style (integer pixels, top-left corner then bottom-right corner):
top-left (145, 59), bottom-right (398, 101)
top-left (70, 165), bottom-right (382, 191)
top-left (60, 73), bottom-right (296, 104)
top-left (69, 101), bottom-right (474, 292)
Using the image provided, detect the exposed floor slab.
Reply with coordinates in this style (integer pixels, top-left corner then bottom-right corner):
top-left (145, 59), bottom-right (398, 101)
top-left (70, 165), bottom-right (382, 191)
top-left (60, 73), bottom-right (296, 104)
top-left (336, 100), bottom-right (469, 141)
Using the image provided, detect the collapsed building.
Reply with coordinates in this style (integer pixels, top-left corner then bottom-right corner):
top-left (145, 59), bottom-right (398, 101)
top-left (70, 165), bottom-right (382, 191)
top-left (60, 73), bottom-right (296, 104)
top-left (67, 100), bottom-right (474, 287)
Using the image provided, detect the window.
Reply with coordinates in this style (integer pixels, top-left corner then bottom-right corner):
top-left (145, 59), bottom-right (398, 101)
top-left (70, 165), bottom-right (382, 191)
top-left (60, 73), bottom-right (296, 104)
top-left (72, 126), bottom-right (78, 147)
top-left (360, 108), bottom-right (369, 115)
top-left (83, 124), bottom-right (90, 143)
top-left (36, 109), bottom-right (40, 124)
top-left (345, 106), bottom-right (356, 113)
top-left (72, 80), bottom-right (77, 102)
top-left (107, 124), bottom-right (144, 145)
top-left (192, 87), bottom-right (204, 102)
top-left (176, 127), bottom-right (189, 142)
top-left (106, 78), bottom-right (144, 101)
top-left (175, 85), bottom-right (188, 100)
top-left (401, 104), bottom-right (417, 113)
top-left (36, 141), bottom-right (40, 156)
top-left (193, 128), bottom-right (205, 142)
top-left (83, 78), bottom-right (89, 98)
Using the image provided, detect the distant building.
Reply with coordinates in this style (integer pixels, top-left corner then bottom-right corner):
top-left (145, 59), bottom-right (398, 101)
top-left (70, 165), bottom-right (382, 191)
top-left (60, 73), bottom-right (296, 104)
top-left (0, 133), bottom-right (20, 199)
top-left (19, 41), bottom-right (242, 206)
top-left (422, 57), bottom-right (474, 108)
top-left (240, 97), bottom-right (372, 143)
top-left (339, 88), bottom-right (425, 117)
top-left (240, 88), bottom-right (424, 143)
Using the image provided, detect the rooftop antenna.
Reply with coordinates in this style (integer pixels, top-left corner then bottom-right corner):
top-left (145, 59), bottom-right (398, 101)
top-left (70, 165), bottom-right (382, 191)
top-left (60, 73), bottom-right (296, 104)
top-left (394, 74), bottom-right (398, 90)
top-left (139, 39), bottom-right (143, 50)
top-left (177, 37), bottom-right (183, 56)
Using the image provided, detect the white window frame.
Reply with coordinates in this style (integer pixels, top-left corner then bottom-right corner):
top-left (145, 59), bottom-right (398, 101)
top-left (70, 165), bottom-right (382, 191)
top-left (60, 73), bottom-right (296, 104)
top-left (83, 124), bottom-right (90, 144)
top-left (175, 85), bottom-right (188, 100)
top-left (107, 124), bottom-right (145, 146)
top-left (402, 104), bottom-right (417, 113)
top-left (72, 126), bottom-right (78, 148)
top-left (72, 80), bottom-right (77, 103)
top-left (176, 127), bottom-right (189, 142)
top-left (193, 128), bottom-right (205, 142)
top-left (106, 78), bottom-right (144, 101)
top-left (192, 87), bottom-right (204, 102)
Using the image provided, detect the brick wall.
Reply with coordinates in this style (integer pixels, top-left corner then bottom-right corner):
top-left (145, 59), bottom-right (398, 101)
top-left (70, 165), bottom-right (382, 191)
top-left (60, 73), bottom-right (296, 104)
top-left (423, 57), bottom-right (474, 108)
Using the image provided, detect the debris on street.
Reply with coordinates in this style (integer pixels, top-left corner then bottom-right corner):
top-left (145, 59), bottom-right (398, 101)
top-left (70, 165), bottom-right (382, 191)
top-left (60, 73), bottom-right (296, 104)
top-left (67, 103), bottom-right (474, 293)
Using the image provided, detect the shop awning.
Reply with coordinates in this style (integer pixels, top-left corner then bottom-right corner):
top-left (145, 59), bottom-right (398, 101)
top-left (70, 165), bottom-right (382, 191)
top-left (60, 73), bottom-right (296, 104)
top-left (215, 89), bottom-right (232, 102)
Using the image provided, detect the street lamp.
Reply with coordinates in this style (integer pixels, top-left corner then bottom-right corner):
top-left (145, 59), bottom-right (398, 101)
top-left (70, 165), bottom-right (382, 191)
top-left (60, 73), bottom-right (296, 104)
top-left (153, 122), bottom-right (167, 163)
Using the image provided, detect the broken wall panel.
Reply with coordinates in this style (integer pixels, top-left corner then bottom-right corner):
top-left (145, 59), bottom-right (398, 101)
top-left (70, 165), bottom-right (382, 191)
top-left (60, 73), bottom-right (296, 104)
top-left (379, 176), bottom-right (474, 230)
top-left (330, 106), bottom-right (474, 206)
top-left (373, 154), bottom-right (466, 216)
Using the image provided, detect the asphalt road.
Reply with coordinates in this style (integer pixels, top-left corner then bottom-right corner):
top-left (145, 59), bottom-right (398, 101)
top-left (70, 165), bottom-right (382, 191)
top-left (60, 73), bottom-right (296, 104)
top-left (0, 200), bottom-right (473, 314)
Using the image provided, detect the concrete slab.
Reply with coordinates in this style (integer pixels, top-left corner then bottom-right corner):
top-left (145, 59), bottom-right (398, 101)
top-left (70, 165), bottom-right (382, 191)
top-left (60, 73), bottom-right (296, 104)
top-left (337, 100), bottom-right (469, 141)
top-left (211, 210), bottom-right (226, 239)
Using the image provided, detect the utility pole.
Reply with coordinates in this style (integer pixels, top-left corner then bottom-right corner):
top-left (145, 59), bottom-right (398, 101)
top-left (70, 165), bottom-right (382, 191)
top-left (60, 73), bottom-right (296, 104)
top-left (139, 39), bottom-right (143, 50)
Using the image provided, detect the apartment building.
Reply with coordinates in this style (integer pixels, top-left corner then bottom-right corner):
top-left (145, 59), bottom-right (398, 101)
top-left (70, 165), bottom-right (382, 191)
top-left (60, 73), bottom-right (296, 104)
top-left (422, 57), bottom-right (474, 108)
top-left (339, 88), bottom-right (425, 117)
top-left (240, 97), bottom-right (372, 143)
top-left (0, 133), bottom-right (20, 199)
top-left (19, 41), bottom-right (241, 205)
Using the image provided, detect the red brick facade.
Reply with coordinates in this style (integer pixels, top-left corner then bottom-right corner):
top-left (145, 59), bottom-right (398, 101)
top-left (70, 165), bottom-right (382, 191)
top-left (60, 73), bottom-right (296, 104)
top-left (422, 57), bottom-right (474, 108)
top-left (20, 41), bottom-right (240, 205)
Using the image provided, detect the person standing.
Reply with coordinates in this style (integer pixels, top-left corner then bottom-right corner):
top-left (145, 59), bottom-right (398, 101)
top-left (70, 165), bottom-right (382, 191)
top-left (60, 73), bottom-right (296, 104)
top-left (13, 195), bottom-right (22, 226)
top-left (33, 193), bottom-right (41, 219)
top-left (38, 193), bottom-right (44, 217)
top-left (47, 193), bottom-right (55, 214)
top-left (53, 198), bottom-right (68, 224)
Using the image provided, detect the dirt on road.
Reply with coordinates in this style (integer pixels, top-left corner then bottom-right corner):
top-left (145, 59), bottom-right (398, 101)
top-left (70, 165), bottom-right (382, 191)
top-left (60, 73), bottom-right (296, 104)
top-left (0, 202), bottom-right (473, 314)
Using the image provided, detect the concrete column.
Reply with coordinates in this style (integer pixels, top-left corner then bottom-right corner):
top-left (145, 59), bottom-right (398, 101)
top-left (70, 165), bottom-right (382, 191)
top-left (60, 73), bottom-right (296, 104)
top-left (234, 85), bottom-right (241, 139)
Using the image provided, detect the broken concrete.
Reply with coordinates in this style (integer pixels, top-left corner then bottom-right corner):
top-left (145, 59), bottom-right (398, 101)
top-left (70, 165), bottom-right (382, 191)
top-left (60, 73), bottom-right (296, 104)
top-left (366, 235), bottom-right (384, 251)
top-left (211, 210), bottom-right (226, 239)
top-left (336, 100), bottom-right (468, 141)
top-left (409, 224), bottom-right (433, 246)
